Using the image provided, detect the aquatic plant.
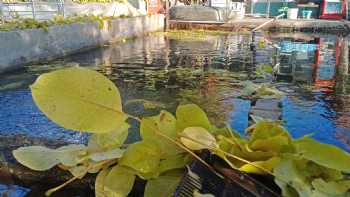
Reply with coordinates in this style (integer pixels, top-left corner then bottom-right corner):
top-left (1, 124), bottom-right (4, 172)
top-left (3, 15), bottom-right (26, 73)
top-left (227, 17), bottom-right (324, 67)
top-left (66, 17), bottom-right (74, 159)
top-left (0, 14), bottom-right (126, 32)
top-left (12, 67), bottom-right (350, 196)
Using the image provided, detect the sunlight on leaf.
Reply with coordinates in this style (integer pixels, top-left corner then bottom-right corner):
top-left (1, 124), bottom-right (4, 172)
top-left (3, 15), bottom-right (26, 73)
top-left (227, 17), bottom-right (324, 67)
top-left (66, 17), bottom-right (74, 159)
top-left (95, 168), bottom-right (110, 197)
top-left (239, 157), bottom-right (280, 175)
top-left (31, 67), bottom-right (128, 133)
top-left (180, 127), bottom-right (217, 150)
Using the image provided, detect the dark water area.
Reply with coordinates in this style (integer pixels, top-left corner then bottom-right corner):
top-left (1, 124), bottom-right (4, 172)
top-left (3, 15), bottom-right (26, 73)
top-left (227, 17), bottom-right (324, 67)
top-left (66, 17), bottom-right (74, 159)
top-left (1, 31), bottom-right (350, 154)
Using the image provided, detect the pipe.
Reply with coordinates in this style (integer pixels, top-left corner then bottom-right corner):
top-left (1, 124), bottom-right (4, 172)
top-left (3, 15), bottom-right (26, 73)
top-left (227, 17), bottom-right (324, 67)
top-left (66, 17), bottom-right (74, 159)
top-left (251, 13), bottom-right (284, 32)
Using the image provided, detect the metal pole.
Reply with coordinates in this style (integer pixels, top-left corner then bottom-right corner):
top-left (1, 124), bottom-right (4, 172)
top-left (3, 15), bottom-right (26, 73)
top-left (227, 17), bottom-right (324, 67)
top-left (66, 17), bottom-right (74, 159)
top-left (31, 0), bottom-right (36, 20)
top-left (266, 0), bottom-right (270, 18)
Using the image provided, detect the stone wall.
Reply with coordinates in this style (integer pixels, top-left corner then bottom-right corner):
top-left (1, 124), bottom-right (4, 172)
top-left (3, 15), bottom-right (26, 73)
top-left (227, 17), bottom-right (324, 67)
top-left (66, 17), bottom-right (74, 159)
top-left (0, 14), bottom-right (165, 73)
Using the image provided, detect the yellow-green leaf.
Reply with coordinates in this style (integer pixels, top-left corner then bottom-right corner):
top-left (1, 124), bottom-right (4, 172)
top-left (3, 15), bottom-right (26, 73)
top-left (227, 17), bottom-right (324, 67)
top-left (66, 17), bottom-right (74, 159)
top-left (144, 173), bottom-right (182, 197)
top-left (180, 127), bottom-right (217, 150)
top-left (95, 168), bottom-right (110, 197)
top-left (295, 137), bottom-right (350, 172)
top-left (159, 154), bottom-right (192, 174)
top-left (89, 122), bottom-right (130, 152)
top-left (13, 146), bottom-right (59, 171)
top-left (56, 144), bottom-right (87, 166)
top-left (13, 145), bottom-right (86, 171)
top-left (119, 141), bottom-right (161, 174)
top-left (140, 111), bottom-right (184, 158)
top-left (104, 165), bottom-right (136, 197)
top-left (312, 179), bottom-right (350, 195)
top-left (273, 157), bottom-right (313, 197)
top-left (89, 148), bottom-right (125, 162)
top-left (176, 104), bottom-right (211, 132)
top-left (239, 157), bottom-right (281, 175)
top-left (30, 67), bottom-right (128, 133)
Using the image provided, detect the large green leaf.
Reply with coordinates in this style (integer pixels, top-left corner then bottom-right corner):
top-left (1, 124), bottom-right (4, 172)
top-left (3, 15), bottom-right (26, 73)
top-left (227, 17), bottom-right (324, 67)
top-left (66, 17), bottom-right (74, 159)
top-left (159, 154), bottom-right (192, 174)
top-left (176, 104), bottom-right (211, 132)
top-left (144, 172), bottom-right (182, 197)
top-left (140, 111), bottom-right (184, 158)
top-left (312, 179), bottom-right (350, 195)
top-left (13, 146), bottom-right (60, 171)
top-left (30, 67), bottom-right (128, 133)
top-left (88, 122), bottom-right (130, 152)
top-left (95, 168), bottom-right (110, 197)
top-left (119, 141), bottom-right (161, 174)
top-left (180, 127), bottom-right (217, 150)
top-left (104, 165), bottom-right (136, 197)
top-left (274, 157), bottom-right (313, 197)
top-left (294, 137), bottom-right (350, 172)
top-left (13, 145), bottom-right (86, 171)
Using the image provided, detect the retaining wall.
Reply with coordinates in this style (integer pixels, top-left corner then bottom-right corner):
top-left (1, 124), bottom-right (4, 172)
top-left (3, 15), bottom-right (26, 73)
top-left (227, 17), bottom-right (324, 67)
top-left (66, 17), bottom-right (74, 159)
top-left (0, 14), bottom-right (165, 73)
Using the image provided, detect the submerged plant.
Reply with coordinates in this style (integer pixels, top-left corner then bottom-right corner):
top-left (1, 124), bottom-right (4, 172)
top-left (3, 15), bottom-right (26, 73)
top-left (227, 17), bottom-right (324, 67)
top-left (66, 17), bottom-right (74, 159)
top-left (12, 67), bottom-right (350, 197)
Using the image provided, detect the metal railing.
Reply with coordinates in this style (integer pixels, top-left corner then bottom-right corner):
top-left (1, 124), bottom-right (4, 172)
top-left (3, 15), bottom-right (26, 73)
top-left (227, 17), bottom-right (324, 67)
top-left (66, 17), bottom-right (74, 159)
top-left (0, 0), bottom-right (64, 21)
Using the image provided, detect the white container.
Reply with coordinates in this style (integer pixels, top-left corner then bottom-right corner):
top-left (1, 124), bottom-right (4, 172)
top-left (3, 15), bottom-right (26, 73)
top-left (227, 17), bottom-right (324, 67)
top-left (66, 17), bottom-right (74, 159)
top-left (287, 8), bottom-right (299, 19)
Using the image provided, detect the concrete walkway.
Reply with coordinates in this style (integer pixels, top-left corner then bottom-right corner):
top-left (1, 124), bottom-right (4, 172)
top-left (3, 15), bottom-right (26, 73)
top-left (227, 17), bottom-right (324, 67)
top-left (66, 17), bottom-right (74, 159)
top-left (170, 18), bottom-right (350, 35)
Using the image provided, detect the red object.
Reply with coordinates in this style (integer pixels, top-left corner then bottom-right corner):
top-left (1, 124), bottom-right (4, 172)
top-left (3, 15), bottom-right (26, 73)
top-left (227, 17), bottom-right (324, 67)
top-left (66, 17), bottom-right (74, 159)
top-left (147, 0), bottom-right (163, 14)
top-left (313, 38), bottom-right (341, 92)
top-left (319, 0), bottom-right (346, 20)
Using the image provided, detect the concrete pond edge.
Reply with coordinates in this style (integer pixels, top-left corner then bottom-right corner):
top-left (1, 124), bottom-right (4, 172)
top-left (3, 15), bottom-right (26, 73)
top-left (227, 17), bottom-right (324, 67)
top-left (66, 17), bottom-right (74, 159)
top-left (0, 14), bottom-right (165, 74)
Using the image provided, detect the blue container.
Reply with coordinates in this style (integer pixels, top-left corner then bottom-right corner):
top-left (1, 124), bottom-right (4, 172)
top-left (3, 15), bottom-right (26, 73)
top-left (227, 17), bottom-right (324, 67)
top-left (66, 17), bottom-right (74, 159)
top-left (302, 10), bottom-right (313, 19)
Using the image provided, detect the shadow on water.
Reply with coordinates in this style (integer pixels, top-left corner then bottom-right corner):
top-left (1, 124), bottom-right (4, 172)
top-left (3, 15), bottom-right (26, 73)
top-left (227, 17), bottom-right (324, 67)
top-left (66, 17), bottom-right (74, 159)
top-left (1, 31), bottom-right (350, 196)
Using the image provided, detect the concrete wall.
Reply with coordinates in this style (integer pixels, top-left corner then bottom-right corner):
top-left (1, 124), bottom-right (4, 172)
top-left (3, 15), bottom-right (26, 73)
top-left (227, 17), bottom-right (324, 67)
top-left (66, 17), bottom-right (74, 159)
top-left (0, 14), bottom-right (165, 73)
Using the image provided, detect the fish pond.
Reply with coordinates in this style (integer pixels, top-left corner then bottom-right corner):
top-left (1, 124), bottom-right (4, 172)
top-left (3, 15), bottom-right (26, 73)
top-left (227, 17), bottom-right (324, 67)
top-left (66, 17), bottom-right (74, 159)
top-left (0, 30), bottom-right (350, 196)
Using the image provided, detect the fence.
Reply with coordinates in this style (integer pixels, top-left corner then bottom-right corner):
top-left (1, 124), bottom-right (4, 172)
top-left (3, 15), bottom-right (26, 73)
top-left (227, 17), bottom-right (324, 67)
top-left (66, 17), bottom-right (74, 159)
top-left (0, 0), bottom-right (64, 21)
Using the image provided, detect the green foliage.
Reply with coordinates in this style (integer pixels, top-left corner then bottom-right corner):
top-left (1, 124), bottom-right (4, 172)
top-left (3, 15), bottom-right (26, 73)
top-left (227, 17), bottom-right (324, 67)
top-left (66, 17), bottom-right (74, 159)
top-left (12, 67), bottom-right (350, 197)
top-left (13, 145), bottom-right (87, 171)
top-left (144, 171), bottom-right (182, 197)
top-left (104, 165), bottom-right (136, 197)
top-left (140, 111), bottom-right (184, 158)
top-left (180, 127), bottom-right (217, 150)
top-left (31, 67), bottom-right (127, 133)
top-left (239, 81), bottom-right (284, 99)
top-left (176, 104), bottom-right (212, 132)
top-left (0, 15), bottom-right (123, 32)
top-left (119, 141), bottom-right (161, 174)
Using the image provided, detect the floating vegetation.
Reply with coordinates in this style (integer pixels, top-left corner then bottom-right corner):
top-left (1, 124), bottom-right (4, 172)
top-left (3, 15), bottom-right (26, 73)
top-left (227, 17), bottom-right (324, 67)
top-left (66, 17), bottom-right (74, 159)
top-left (239, 81), bottom-right (285, 100)
top-left (150, 29), bottom-right (246, 41)
top-left (12, 67), bottom-right (350, 197)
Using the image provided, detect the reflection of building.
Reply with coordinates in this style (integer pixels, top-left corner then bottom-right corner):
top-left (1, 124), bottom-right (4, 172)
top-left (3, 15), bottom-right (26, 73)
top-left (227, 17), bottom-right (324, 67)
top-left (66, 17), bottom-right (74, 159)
top-left (274, 35), bottom-right (345, 93)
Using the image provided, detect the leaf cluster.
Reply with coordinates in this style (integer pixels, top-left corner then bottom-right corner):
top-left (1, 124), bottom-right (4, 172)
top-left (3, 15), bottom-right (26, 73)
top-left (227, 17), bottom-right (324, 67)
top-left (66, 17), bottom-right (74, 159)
top-left (12, 67), bottom-right (350, 197)
top-left (0, 14), bottom-right (125, 32)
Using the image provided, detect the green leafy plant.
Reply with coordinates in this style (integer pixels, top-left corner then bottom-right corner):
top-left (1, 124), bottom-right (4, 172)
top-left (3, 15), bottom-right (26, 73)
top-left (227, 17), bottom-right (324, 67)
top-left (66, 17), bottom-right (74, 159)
top-left (12, 67), bottom-right (350, 197)
top-left (0, 14), bottom-right (124, 32)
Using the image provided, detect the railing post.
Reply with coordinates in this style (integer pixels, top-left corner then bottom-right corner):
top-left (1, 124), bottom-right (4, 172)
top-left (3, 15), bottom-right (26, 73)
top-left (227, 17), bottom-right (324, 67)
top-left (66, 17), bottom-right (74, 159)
top-left (30, 0), bottom-right (36, 20)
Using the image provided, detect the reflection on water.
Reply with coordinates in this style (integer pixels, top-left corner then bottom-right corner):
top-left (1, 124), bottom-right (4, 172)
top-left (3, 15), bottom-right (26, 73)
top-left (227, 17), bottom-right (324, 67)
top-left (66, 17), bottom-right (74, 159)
top-left (0, 32), bottom-right (349, 151)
